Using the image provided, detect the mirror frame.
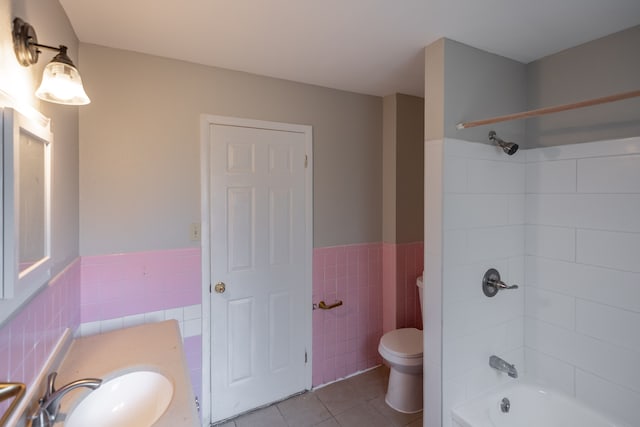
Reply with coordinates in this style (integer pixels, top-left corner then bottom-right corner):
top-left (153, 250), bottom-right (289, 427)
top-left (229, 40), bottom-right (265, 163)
top-left (1, 107), bottom-right (52, 306)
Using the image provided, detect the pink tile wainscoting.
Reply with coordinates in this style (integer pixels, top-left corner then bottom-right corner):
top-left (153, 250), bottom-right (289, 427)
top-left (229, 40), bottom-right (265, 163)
top-left (80, 243), bottom-right (422, 389)
top-left (395, 242), bottom-right (424, 330)
top-left (382, 242), bottom-right (424, 333)
top-left (312, 241), bottom-right (423, 386)
top-left (0, 259), bottom-right (81, 407)
top-left (79, 248), bottom-right (203, 400)
top-left (80, 248), bottom-right (201, 323)
top-left (382, 243), bottom-right (398, 334)
top-left (312, 243), bottom-right (384, 386)
top-left (0, 240), bottom-right (423, 413)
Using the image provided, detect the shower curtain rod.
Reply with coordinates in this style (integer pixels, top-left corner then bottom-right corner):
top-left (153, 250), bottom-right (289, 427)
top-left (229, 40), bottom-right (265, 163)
top-left (456, 89), bottom-right (640, 130)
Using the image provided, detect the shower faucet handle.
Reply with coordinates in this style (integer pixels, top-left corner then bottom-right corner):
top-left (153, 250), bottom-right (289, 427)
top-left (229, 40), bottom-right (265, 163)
top-left (495, 281), bottom-right (518, 290)
top-left (482, 268), bottom-right (518, 297)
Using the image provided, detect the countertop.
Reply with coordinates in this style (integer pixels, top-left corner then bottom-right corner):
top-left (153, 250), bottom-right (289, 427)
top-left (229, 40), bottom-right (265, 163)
top-left (53, 320), bottom-right (199, 426)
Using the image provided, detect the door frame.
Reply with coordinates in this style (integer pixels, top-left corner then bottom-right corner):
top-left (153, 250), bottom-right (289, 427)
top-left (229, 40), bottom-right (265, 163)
top-left (200, 115), bottom-right (313, 426)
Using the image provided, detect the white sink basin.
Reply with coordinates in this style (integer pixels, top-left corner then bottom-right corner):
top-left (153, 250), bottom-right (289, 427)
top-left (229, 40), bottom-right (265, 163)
top-left (65, 371), bottom-right (173, 427)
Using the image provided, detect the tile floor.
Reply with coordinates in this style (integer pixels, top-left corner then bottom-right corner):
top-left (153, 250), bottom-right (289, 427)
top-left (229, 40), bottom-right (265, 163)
top-left (214, 366), bottom-right (423, 427)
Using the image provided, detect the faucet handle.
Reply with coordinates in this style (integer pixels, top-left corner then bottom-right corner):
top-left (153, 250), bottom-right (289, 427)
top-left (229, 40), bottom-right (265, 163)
top-left (496, 281), bottom-right (518, 290)
top-left (482, 268), bottom-right (518, 297)
top-left (46, 372), bottom-right (57, 397)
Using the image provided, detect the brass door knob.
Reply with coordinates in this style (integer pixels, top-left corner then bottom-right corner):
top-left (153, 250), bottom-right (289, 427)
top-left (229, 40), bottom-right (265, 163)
top-left (214, 282), bottom-right (226, 293)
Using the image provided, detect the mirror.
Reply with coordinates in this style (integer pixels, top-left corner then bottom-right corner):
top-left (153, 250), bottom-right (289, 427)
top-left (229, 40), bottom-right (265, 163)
top-left (18, 132), bottom-right (47, 273)
top-left (2, 107), bottom-right (52, 304)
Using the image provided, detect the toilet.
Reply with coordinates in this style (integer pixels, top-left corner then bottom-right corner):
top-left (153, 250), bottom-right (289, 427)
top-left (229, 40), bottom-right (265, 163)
top-left (378, 274), bottom-right (424, 413)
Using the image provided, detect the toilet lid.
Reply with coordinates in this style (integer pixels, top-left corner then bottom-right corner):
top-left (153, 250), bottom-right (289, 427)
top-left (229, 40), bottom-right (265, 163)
top-left (380, 328), bottom-right (423, 359)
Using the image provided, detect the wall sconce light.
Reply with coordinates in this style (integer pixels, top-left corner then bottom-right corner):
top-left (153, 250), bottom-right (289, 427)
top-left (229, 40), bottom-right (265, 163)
top-left (12, 17), bottom-right (90, 106)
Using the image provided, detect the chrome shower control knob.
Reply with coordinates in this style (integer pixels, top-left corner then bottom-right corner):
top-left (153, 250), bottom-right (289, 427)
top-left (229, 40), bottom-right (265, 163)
top-left (214, 282), bottom-right (226, 293)
top-left (482, 268), bottom-right (518, 297)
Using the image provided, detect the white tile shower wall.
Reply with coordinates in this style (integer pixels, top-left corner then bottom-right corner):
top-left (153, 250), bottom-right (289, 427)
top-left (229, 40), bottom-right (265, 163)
top-left (524, 136), bottom-right (640, 427)
top-left (524, 347), bottom-right (575, 396)
top-left (576, 369), bottom-right (640, 427)
top-left (441, 139), bottom-right (525, 427)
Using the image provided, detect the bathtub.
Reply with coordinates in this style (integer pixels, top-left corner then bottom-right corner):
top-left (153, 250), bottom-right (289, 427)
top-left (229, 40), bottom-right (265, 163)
top-left (451, 382), bottom-right (626, 427)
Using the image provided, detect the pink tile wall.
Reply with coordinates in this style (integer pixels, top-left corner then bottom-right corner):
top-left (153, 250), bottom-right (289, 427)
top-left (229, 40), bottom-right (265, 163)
top-left (80, 248), bottom-right (202, 401)
top-left (80, 248), bottom-right (201, 323)
top-left (381, 242), bottom-right (424, 333)
top-left (312, 243), bottom-right (383, 386)
top-left (382, 243), bottom-right (397, 333)
top-left (77, 244), bottom-right (418, 391)
top-left (0, 259), bottom-right (81, 414)
top-left (395, 242), bottom-right (424, 330)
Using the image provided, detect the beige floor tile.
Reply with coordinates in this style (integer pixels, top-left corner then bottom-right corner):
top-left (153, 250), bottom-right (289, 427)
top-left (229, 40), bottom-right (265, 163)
top-left (368, 396), bottom-right (422, 427)
top-left (277, 392), bottom-right (332, 427)
top-left (347, 366), bottom-right (389, 401)
top-left (315, 379), bottom-right (366, 416)
top-left (234, 406), bottom-right (288, 427)
top-left (334, 402), bottom-right (390, 427)
top-left (313, 417), bottom-right (341, 427)
top-left (222, 368), bottom-right (421, 427)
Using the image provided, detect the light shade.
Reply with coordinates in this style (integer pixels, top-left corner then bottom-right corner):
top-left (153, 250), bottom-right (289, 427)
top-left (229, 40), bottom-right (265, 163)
top-left (35, 60), bottom-right (90, 106)
top-left (12, 18), bottom-right (91, 106)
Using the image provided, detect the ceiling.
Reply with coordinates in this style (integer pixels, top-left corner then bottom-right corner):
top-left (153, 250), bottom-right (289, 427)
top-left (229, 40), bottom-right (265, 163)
top-left (59, 0), bottom-right (640, 98)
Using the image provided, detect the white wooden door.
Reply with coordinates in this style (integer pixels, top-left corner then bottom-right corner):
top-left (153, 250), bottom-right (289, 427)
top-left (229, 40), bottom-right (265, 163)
top-left (208, 119), bottom-right (312, 423)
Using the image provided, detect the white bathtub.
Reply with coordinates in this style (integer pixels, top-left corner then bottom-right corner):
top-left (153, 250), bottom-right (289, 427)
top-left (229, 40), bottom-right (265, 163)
top-left (451, 382), bottom-right (626, 427)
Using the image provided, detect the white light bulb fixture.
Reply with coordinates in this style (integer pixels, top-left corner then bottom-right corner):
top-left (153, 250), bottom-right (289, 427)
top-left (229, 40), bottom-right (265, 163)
top-left (12, 17), bottom-right (90, 106)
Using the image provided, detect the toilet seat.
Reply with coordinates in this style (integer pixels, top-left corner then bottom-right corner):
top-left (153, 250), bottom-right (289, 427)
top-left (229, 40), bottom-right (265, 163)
top-left (379, 328), bottom-right (423, 364)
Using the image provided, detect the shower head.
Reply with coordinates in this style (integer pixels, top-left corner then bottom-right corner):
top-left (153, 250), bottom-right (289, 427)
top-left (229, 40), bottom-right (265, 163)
top-left (488, 131), bottom-right (519, 155)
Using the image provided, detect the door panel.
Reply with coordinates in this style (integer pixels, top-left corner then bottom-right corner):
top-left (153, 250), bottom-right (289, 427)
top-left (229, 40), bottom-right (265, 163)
top-left (269, 291), bottom-right (291, 371)
top-left (228, 298), bottom-right (253, 383)
top-left (209, 122), bottom-right (310, 422)
top-left (227, 187), bottom-right (254, 271)
top-left (269, 188), bottom-right (292, 265)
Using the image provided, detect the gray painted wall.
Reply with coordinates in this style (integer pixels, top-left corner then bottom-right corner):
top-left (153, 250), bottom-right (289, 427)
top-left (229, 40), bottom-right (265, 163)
top-left (382, 94), bottom-right (397, 243)
top-left (526, 25), bottom-right (640, 147)
top-left (79, 44), bottom-right (382, 255)
top-left (444, 39), bottom-right (527, 145)
top-left (430, 28), bottom-right (639, 150)
top-left (425, 38), bottom-right (528, 146)
top-left (383, 93), bottom-right (424, 244)
top-left (396, 94), bottom-right (424, 244)
top-left (425, 39), bottom-right (445, 141)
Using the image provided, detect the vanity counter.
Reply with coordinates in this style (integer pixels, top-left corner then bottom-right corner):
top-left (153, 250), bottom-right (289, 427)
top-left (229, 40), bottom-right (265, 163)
top-left (53, 320), bottom-right (199, 426)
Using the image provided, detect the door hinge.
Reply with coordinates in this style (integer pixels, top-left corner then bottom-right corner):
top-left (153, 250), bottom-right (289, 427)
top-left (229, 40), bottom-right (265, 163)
top-left (304, 154), bottom-right (308, 168)
top-left (304, 350), bottom-right (308, 364)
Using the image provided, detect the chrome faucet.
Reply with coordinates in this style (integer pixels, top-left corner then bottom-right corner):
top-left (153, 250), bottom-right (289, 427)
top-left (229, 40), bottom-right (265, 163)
top-left (32, 372), bottom-right (102, 427)
top-left (489, 355), bottom-right (518, 378)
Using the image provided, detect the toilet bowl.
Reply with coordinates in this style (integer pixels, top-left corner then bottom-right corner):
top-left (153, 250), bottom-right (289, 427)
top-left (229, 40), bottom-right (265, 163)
top-left (377, 274), bottom-right (425, 413)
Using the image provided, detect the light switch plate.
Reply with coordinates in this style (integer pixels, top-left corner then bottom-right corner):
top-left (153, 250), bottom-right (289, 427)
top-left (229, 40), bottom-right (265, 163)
top-left (190, 223), bottom-right (201, 241)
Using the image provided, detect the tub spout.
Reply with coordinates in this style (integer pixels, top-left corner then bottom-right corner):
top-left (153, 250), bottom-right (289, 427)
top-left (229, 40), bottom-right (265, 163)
top-left (489, 355), bottom-right (518, 378)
